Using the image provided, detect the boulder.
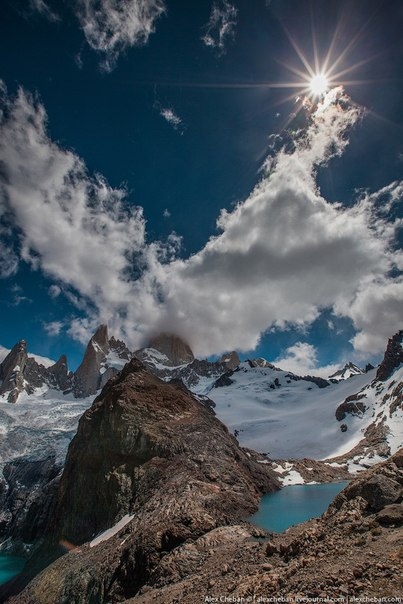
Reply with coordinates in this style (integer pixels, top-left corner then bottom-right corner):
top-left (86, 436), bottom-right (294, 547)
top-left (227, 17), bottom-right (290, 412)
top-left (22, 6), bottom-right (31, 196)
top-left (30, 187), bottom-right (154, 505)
top-left (376, 504), bottom-right (403, 526)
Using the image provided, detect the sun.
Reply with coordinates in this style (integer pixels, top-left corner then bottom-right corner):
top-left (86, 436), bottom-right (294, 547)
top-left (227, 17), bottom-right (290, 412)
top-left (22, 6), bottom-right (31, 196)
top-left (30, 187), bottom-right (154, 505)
top-left (309, 73), bottom-right (329, 97)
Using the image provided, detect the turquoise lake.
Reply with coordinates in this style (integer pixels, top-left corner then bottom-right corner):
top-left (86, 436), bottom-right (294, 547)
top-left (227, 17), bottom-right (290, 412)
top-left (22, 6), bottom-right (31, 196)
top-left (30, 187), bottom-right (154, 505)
top-left (0, 554), bottom-right (26, 586)
top-left (249, 481), bottom-right (348, 532)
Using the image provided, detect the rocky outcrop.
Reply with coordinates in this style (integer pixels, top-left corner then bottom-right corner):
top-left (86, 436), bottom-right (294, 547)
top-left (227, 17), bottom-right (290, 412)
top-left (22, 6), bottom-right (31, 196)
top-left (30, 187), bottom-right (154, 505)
top-left (147, 333), bottom-right (194, 366)
top-left (0, 341), bottom-right (28, 403)
top-left (219, 351), bottom-right (241, 370)
top-left (376, 330), bottom-right (403, 381)
top-left (335, 393), bottom-right (367, 421)
top-left (0, 456), bottom-right (61, 553)
top-left (5, 359), bottom-right (278, 603)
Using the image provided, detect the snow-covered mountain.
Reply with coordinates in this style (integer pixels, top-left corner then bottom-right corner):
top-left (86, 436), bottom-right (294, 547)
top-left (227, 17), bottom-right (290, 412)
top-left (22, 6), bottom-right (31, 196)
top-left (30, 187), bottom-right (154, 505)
top-left (1, 326), bottom-right (403, 471)
top-left (204, 361), bottom-right (376, 459)
top-left (1, 325), bottom-right (403, 559)
top-left (328, 361), bottom-right (365, 381)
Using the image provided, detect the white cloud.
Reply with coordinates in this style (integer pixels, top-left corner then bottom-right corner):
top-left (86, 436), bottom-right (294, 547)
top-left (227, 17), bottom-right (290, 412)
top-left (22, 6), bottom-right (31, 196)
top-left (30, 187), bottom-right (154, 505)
top-left (29, 0), bottom-right (59, 22)
top-left (159, 107), bottom-right (184, 132)
top-left (201, 0), bottom-right (238, 55)
top-left (48, 284), bottom-right (61, 299)
top-left (74, 0), bottom-right (166, 71)
top-left (29, 0), bottom-right (166, 71)
top-left (43, 320), bottom-right (63, 336)
top-left (163, 208), bottom-right (171, 218)
top-left (0, 241), bottom-right (18, 278)
top-left (151, 88), bottom-right (403, 357)
top-left (0, 84), bottom-right (176, 347)
top-left (1, 83), bottom-right (403, 360)
top-left (274, 342), bottom-right (341, 378)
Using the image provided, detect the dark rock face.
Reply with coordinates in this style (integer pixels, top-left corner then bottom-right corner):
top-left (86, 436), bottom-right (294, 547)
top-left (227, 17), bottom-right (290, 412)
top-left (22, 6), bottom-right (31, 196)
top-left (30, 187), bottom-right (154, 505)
top-left (0, 341), bottom-right (28, 403)
top-left (0, 343), bottom-right (73, 402)
top-left (301, 375), bottom-right (330, 389)
top-left (147, 333), bottom-right (194, 366)
top-left (335, 399), bottom-right (367, 421)
top-left (7, 359), bottom-right (278, 603)
top-left (376, 330), bottom-right (403, 381)
top-left (219, 351), bottom-right (241, 371)
top-left (213, 371), bottom-right (235, 388)
top-left (73, 325), bottom-right (110, 397)
top-left (24, 355), bottom-right (71, 393)
top-left (0, 456), bottom-right (61, 550)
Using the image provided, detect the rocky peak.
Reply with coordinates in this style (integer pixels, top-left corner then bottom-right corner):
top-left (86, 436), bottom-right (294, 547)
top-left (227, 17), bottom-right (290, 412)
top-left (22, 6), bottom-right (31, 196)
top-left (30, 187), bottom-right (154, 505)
top-left (148, 332), bottom-right (194, 366)
top-left (376, 330), bottom-right (403, 381)
top-left (73, 324), bottom-right (110, 397)
top-left (109, 335), bottom-right (131, 360)
top-left (47, 355), bottom-right (71, 391)
top-left (329, 361), bottom-right (364, 381)
top-left (0, 340), bottom-right (28, 403)
top-left (219, 351), bottom-right (241, 370)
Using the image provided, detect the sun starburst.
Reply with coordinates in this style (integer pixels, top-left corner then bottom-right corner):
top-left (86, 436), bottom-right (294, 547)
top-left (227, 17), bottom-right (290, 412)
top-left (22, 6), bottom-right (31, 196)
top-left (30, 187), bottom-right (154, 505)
top-left (309, 73), bottom-right (329, 98)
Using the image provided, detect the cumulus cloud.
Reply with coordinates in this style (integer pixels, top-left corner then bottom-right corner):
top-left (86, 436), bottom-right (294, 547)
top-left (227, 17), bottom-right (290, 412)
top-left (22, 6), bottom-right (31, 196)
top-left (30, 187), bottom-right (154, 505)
top-left (30, 0), bottom-right (165, 71)
top-left (201, 0), bottom-right (238, 55)
top-left (274, 342), bottom-right (341, 378)
top-left (1, 83), bottom-right (403, 359)
top-left (151, 88), bottom-right (403, 356)
top-left (0, 84), bottom-right (177, 347)
top-left (43, 320), bottom-right (63, 336)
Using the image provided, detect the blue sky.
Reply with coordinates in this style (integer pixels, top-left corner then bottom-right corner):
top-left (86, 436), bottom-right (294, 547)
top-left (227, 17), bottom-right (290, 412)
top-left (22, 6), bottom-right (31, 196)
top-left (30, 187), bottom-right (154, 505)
top-left (1, 0), bottom-right (403, 374)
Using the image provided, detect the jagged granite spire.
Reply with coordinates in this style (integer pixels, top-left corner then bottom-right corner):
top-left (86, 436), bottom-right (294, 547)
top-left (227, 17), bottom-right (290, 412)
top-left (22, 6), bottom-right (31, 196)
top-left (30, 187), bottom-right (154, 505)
top-left (73, 324), bottom-right (111, 397)
top-left (0, 340), bottom-right (28, 403)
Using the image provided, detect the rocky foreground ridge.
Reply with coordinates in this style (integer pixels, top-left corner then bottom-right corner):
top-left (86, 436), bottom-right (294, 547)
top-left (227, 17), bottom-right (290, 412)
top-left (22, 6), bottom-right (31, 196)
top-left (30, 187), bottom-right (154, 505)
top-left (5, 402), bottom-right (403, 602)
top-left (1, 358), bottom-right (278, 603)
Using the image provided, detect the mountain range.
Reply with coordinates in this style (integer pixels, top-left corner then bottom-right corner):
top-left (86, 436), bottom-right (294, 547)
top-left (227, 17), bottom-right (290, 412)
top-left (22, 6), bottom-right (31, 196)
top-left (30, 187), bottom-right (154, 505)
top-left (0, 327), bottom-right (402, 602)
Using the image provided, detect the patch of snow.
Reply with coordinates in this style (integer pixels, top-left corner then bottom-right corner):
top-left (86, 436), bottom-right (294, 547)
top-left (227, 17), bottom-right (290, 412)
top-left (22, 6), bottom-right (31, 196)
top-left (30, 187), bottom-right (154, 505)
top-left (280, 469), bottom-right (305, 486)
top-left (105, 350), bottom-right (127, 371)
top-left (90, 514), bottom-right (134, 547)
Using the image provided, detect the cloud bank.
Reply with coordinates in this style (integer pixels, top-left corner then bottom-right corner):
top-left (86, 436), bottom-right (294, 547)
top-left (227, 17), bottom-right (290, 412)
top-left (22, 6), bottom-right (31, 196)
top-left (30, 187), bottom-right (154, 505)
top-left (1, 83), bottom-right (403, 362)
